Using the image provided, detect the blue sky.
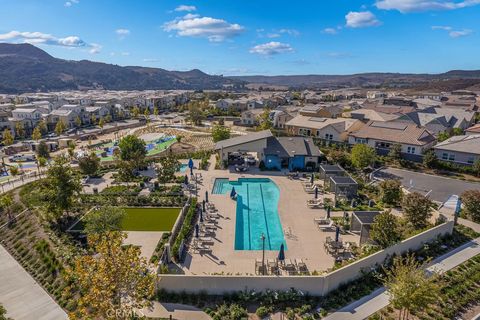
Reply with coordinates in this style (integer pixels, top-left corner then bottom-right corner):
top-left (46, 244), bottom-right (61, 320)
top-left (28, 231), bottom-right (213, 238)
top-left (0, 0), bottom-right (479, 75)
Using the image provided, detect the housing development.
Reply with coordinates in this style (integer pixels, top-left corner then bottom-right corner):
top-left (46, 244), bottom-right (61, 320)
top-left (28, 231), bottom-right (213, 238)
top-left (1, 2), bottom-right (480, 320)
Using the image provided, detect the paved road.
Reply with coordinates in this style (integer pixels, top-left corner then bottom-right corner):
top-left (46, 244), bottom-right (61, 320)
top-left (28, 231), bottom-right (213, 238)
top-left (375, 167), bottom-right (480, 203)
top-left (0, 246), bottom-right (68, 320)
top-left (324, 236), bottom-right (480, 320)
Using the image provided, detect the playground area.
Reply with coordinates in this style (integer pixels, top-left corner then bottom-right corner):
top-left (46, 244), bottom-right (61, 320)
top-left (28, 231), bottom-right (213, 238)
top-left (92, 132), bottom-right (177, 161)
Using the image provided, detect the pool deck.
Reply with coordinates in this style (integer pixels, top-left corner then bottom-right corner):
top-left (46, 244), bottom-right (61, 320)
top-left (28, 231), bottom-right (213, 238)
top-left (178, 158), bottom-right (359, 275)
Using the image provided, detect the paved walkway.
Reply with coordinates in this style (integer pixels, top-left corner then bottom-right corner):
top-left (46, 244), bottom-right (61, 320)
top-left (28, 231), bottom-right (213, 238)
top-left (142, 302), bottom-right (210, 320)
top-left (324, 236), bottom-right (480, 320)
top-left (0, 246), bottom-right (68, 320)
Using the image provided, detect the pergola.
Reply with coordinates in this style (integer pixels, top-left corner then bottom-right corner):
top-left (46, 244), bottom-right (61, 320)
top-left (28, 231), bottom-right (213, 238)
top-left (350, 211), bottom-right (381, 244)
top-left (328, 175), bottom-right (358, 201)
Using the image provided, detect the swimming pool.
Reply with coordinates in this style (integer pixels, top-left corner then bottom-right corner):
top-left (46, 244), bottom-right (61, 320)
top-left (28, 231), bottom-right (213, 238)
top-left (178, 163), bottom-right (188, 173)
top-left (212, 178), bottom-right (286, 251)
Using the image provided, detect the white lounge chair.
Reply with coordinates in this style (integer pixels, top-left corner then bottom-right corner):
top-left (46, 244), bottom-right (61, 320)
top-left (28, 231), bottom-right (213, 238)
top-left (314, 217), bottom-right (331, 225)
top-left (307, 199), bottom-right (323, 208)
top-left (318, 221), bottom-right (335, 231)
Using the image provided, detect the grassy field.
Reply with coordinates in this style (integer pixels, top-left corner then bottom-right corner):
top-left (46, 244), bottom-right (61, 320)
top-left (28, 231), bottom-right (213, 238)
top-left (95, 137), bottom-right (177, 161)
top-left (70, 207), bottom-right (181, 232)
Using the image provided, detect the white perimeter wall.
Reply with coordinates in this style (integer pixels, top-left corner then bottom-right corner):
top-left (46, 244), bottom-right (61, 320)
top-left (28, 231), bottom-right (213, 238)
top-left (158, 220), bottom-right (454, 296)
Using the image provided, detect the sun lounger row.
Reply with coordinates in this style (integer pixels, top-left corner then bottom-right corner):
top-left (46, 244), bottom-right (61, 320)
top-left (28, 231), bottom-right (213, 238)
top-left (255, 258), bottom-right (308, 275)
top-left (307, 199), bottom-right (323, 208)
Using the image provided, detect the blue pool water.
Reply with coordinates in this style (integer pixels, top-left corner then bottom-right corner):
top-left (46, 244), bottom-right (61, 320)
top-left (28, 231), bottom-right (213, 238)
top-left (179, 164), bottom-right (188, 173)
top-left (212, 178), bottom-right (286, 251)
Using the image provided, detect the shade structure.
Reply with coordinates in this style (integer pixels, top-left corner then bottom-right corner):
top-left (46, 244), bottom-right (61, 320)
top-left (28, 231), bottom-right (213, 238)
top-left (184, 175), bottom-right (188, 185)
top-left (335, 225), bottom-right (340, 242)
top-left (202, 199), bottom-right (206, 212)
top-left (230, 187), bottom-right (236, 199)
top-left (188, 158), bottom-right (194, 169)
top-left (205, 190), bottom-right (209, 202)
top-left (314, 186), bottom-right (318, 199)
top-left (310, 174), bottom-right (314, 184)
top-left (278, 243), bottom-right (285, 262)
top-left (327, 206), bottom-right (331, 219)
top-left (195, 224), bottom-right (199, 238)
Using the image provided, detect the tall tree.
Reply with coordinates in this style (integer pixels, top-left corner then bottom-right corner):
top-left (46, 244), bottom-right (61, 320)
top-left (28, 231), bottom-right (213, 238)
top-left (118, 135), bottom-right (147, 170)
top-left (350, 144), bottom-right (376, 170)
top-left (37, 120), bottom-right (47, 134)
top-left (84, 206), bottom-right (125, 236)
top-left (15, 122), bottom-right (25, 139)
top-left (187, 102), bottom-right (205, 126)
top-left (65, 232), bottom-right (155, 320)
top-left (78, 152), bottom-right (100, 177)
top-left (401, 192), bottom-right (433, 229)
top-left (32, 126), bottom-right (42, 141)
top-left (55, 120), bottom-right (66, 136)
top-left (74, 116), bottom-right (82, 128)
top-left (379, 179), bottom-right (403, 206)
top-left (370, 210), bottom-right (401, 248)
top-left (423, 150), bottom-right (437, 169)
top-left (2, 129), bottom-right (13, 146)
top-left (36, 141), bottom-right (50, 159)
top-left (45, 156), bottom-right (81, 219)
top-left (211, 124), bottom-right (231, 142)
top-left (383, 254), bottom-right (439, 320)
top-left (132, 106), bottom-right (140, 119)
top-left (258, 108), bottom-right (273, 130)
top-left (0, 194), bottom-right (15, 224)
top-left (157, 156), bottom-right (180, 185)
top-left (460, 190), bottom-right (480, 222)
top-left (388, 144), bottom-right (402, 161)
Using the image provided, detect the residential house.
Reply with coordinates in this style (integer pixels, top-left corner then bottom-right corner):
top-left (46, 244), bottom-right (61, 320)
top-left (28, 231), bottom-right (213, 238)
top-left (433, 135), bottom-right (480, 166)
top-left (263, 136), bottom-right (323, 171)
top-left (348, 121), bottom-right (436, 161)
top-left (299, 104), bottom-right (343, 118)
top-left (240, 109), bottom-right (263, 126)
top-left (285, 115), bottom-right (364, 142)
top-left (87, 106), bottom-right (111, 123)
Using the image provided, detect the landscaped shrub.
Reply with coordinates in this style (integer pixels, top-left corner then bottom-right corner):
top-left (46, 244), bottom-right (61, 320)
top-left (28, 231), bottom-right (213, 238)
top-left (172, 198), bottom-right (197, 261)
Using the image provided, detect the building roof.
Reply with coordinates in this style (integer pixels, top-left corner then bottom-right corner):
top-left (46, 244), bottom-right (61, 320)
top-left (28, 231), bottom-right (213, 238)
top-left (330, 176), bottom-right (358, 185)
top-left (264, 136), bottom-right (323, 157)
top-left (214, 130), bottom-right (272, 150)
top-left (433, 134), bottom-right (480, 155)
top-left (352, 211), bottom-right (382, 225)
top-left (349, 121), bottom-right (436, 146)
top-left (319, 164), bottom-right (345, 173)
top-left (286, 115), bottom-right (360, 132)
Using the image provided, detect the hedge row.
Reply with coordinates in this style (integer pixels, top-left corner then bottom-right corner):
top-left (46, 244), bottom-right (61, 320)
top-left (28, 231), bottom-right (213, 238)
top-left (172, 198), bottom-right (197, 261)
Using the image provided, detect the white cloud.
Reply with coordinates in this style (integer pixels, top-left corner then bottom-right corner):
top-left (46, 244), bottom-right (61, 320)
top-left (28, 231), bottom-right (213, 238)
top-left (345, 11), bottom-right (381, 28)
top-left (249, 42), bottom-right (294, 55)
top-left (64, 0), bottom-right (79, 7)
top-left (175, 5), bottom-right (197, 12)
top-left (376, 0), bottom-right (480, 12)
top-left (432, 26), bottom-right (473, 37)
top-left (267, 33), bottom-right (281, 38)
top-left (143, 58), bottom-right (159, 62)
top-left (164, 14), bottom-right (244, 42)
top-left (0, 30), bottom-right (100, 53)
top-left (279, 28), bottom-right (300, 36)
top-left (116, 29), bottom-right (130, 36)
top-left (322, 27), bottom-right (338, 34)
top-left (120, 52), bottom-right (130, 56)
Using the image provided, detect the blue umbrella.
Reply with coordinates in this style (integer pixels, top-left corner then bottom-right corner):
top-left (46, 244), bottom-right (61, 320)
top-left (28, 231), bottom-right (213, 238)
top-left (278, 243), bottom-right (285, 262)
top-left (230, 187), bottom-right (236, 199)
top-left (202, 199), bottom-right (206, 212)
top-left (199, 209), bottom-right (204, 223)
top-left (188, 158), bottom-right (194, 169)
top-left (327, 206), bottom-right (331, 219)
top-left (195, 224), bottom-right (199, 238)
top-left (335, 225), bottom-right (340, 242)
top-left (190, 166), bottom-right (193, 176)
top-left (205, 190), bottom-right (209, 202)
top-left (314, 186), bottom-right (318, 199)
top-left (310, 174), bottom-right (314, 184)
top-left (184, 175), bottom-right (188, 185)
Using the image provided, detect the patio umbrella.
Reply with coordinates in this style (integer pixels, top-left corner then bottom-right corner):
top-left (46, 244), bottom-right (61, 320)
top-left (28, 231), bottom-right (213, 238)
top-left (326, 206), bottom-right (331, 219)
top-left (188, 158), bottom-right (194, 169)
top-left (335, 225), bottom-right (340, 242)
top-left (278, 243), bottom-right (285, 263)
top-left (205, 190), bottom-right (209, 202)
top-left (199, 208), bottom-right (204, 223)
top-left (310, 174), bottom-right (314, 184)
top-left (195, 224), bottom-right (199, 238)
top-left (202, 199), bottom-right (206, 212)
top-left (314, 186), bottom-right (319, 199)
top-left (184, 175), bottom-right (188, 185)
top-left (230, 187), bottom-right (236, 199)
top-left (190, 166), bottom-right (193, 176)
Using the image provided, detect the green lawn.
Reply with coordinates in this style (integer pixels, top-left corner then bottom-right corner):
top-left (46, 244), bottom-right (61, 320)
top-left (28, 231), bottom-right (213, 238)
top-left (70, 207), bottom-right (181, 232)
top-left (121, 207), bottom-right (180, 231)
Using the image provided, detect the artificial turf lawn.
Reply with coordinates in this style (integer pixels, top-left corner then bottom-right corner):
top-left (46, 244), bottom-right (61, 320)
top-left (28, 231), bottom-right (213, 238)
top-left (71, 207), bottom-right (181, 232)
top-left (96, 138), bottom-right (177, 161)
top-left (120, 207), bottom-right (180, 231)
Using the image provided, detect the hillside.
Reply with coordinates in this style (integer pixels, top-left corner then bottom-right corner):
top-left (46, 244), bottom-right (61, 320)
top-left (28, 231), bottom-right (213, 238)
top-left (0, 43), bottom-right (244, 93)
top-left (230, 71), bottom-right (480, 90)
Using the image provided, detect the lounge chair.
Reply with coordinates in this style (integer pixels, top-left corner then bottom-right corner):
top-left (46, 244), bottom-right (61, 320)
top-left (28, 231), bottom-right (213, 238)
top-left (295, 259), bottom-right (307, 273)
top-left (303, 184), bottom-right (320, 194)
top-left (307, 199), bottom-right (323, 208)
top-left (198, 236), bottom-right (214, 244)
top-left (318, 221), bottom-right (334, 231)
top-left (314, 217), bottom-right (331, 225)
top-left (284, 259), bottom-right (296, 275)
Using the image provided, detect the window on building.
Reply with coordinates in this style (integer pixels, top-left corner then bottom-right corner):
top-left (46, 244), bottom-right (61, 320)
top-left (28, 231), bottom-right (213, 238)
top-left (467, 157), bottom-right (475, 164)
top-left (407, 146), bottom-right (416, 154)
top-left (442, 153), bottom-right (448, 160)
top-left (448, 154), bottom-right (455, 161)
top-left (325, 133), bottom-right (333, 140)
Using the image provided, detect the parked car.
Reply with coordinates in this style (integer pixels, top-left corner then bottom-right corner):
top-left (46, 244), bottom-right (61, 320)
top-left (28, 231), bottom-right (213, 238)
top-left (9, 154), bottom-right (36, 162)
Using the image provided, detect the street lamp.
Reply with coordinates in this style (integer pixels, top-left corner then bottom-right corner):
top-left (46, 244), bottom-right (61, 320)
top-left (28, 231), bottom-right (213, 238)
top-left (261, 233), bottom-right (266, 275)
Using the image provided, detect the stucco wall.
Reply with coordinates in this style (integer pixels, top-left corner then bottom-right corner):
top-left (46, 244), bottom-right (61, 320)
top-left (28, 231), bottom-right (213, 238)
top-left (158, 220), bottom-right (454, 296)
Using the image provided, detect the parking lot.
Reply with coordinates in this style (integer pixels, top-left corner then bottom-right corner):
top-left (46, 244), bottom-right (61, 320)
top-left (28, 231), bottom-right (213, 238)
top-left (374, 167), bottom-right (480, 203)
